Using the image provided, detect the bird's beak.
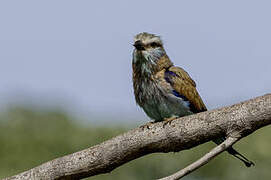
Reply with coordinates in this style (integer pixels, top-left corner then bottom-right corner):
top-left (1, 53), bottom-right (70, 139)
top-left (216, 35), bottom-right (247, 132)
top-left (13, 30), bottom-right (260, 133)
top-left (133, 41), bottom-right (145, 51)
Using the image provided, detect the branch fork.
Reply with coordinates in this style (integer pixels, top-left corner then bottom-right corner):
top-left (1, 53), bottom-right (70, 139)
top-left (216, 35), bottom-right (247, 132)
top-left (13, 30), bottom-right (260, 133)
top-left (4, 94), bottom-right (271, 180)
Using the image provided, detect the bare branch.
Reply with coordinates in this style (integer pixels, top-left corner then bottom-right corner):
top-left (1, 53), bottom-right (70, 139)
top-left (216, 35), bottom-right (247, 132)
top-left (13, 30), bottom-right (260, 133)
top-left (158, 137), bottom-right (240, 180)
top-left (4, 94), bottom-right (271, 180)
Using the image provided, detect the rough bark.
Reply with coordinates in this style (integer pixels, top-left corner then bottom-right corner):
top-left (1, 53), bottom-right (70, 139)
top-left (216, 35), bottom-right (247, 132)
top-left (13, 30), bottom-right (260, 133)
top-left (4, 94), bottom-right (271, 180)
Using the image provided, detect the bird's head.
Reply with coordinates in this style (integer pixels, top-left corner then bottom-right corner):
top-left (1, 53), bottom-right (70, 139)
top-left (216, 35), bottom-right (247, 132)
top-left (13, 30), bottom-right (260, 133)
top-left (132, 32), bottom-right (166, 66)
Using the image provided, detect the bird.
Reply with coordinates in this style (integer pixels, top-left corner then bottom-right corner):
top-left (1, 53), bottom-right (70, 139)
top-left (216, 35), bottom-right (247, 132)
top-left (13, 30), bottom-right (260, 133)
top-left (132, 32), bottom-right (254, 167)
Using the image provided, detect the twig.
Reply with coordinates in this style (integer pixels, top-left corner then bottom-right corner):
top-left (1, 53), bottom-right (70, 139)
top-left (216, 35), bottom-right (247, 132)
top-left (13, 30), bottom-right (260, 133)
top-left (3, 94), bottom-right (271, 180)
top-left (157, 137), bottom-right (239, 180)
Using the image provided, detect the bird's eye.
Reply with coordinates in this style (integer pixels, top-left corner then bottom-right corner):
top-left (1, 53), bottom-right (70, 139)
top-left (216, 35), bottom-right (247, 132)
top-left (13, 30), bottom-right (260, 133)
top-left (150, 42), bottom-right (160, 48)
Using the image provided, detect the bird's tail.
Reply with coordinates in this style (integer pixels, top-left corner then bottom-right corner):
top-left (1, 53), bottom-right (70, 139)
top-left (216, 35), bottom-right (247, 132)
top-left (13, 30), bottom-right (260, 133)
top-left (213, 138), bottom-right (255, 167)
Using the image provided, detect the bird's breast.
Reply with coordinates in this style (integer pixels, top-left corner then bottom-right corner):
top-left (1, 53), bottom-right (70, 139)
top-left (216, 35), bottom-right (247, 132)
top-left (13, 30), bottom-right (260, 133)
top-left (133, 75), bottom-right (162, 106)
top-left (133, 70), bottom-right (193, 121)
top-left (133, 77), bottom-right (166, 121)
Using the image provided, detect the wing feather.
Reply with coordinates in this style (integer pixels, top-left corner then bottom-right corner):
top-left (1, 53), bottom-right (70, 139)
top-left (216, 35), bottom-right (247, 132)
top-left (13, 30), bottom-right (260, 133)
top-left (166, 66), bottom-right (207, 113)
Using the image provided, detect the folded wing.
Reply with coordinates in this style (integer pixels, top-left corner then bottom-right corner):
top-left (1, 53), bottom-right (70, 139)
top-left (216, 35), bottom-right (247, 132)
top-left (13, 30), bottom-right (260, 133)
top-left (165, 66), bottom-right (207, 113)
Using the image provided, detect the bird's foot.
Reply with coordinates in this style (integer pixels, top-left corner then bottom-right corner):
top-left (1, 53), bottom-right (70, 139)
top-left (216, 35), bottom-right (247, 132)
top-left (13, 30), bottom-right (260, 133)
top-left (140, 122), bottom-right (155, 130)
top-left (163, 116), bottom-right (178, 127)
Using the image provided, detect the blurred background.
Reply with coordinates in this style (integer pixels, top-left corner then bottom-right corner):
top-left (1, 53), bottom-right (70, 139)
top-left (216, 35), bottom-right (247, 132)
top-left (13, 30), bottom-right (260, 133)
top-left (0, 0), bottom-right (270, 179)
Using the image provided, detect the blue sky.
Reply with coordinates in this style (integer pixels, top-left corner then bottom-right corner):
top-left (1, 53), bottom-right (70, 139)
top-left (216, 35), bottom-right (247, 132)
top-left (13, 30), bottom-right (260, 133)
top-left (0, 0), bottom-right (270, 123)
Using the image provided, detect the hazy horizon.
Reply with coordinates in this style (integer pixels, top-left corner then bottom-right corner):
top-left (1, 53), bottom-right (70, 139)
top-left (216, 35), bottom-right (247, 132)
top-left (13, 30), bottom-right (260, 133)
top-left (1, 0), bottom-right (270, 123)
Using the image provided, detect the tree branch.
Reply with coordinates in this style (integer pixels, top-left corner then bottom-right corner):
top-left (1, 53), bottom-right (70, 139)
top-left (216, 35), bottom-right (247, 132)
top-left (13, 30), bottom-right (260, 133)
top-left (4, 94), bottom-right (271, 180)
top-left (158, 137), bottom-right (240, 180)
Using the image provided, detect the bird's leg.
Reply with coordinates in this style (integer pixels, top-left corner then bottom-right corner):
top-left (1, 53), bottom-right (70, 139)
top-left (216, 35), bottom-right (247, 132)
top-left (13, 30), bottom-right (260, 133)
top-left (163, 116), bottom-right (178, 127)
top-left (140, 122), bottom-right (155, 130)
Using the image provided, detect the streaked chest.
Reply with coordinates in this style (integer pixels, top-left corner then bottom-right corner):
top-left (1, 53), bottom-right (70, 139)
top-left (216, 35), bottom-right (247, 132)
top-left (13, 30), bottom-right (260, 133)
top-left (133, 69), bottom-right (193, 121)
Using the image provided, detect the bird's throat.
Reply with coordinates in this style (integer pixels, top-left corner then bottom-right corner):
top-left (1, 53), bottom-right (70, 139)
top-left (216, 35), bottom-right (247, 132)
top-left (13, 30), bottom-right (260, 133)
top-left (133, 53), bottom-right (156, 77)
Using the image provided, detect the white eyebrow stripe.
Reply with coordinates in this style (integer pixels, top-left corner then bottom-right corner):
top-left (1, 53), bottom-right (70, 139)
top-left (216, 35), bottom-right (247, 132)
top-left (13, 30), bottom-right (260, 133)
top-left (133, 32), bottom-right (163, 46)
top-left (143, 37), bottom-right (162, 45)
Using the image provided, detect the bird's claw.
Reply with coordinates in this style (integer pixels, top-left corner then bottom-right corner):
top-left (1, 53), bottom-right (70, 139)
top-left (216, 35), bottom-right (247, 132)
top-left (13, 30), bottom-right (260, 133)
top-left (140, 122), bottom-right (154, 130)
top-left (163, 116), bottom-right (178, 127)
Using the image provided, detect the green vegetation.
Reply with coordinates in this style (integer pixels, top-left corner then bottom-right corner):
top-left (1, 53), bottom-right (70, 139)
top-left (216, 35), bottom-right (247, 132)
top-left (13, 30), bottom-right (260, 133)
top-left (0, 106), bottom-right (270, 180)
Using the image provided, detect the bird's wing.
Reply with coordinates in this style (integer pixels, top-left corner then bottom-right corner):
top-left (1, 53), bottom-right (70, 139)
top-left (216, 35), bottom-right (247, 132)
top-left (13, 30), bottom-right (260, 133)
top-left (165, 66), bottom-right (207, 113)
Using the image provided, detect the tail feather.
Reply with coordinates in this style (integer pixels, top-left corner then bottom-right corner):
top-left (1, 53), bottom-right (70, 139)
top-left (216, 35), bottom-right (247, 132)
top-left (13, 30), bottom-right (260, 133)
top-left (227, 147), bottom-right (255, 167)
top-left (213, 138), bottom-right (255, 167)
